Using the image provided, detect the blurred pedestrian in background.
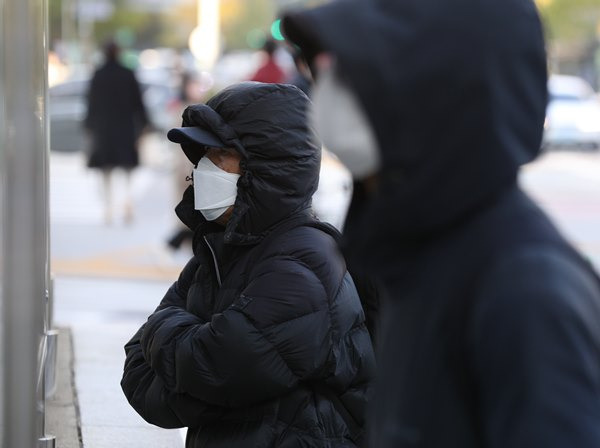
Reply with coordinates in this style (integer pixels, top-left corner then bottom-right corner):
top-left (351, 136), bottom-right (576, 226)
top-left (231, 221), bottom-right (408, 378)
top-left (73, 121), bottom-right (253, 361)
top-left (249, 38), bottom-right (287, 84)
top-left (165, 58), bottom-right (205, 251)
top-left (286, 48), bottom-right (312, 96)
top-left (84, 39), bottom-right (149, 224)
top-left (121, 82), bottom-right (375, 447)
top-left (283, 0), bottom-right (600, 446)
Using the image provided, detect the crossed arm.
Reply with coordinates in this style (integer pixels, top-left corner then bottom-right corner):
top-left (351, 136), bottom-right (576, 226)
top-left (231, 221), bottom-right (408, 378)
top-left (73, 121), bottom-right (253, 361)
top-left (121, 256), bottom-right (333, 428)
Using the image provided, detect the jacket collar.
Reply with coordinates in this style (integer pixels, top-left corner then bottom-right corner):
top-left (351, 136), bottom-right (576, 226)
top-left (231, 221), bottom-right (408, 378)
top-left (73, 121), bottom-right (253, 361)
top-left (175, 183), bottom-right (319, 247)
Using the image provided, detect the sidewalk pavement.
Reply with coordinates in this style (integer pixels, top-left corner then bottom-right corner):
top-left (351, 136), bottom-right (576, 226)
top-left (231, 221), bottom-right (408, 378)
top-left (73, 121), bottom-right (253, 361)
top-left (51, 278), bottom-right (186, 448)
top-left (46, 328), bottom-right (80, 448)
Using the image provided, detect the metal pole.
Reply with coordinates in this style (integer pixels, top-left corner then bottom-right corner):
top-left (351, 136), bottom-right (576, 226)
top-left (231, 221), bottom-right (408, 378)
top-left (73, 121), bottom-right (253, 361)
top-left (0, 0), bottom-right (4, 441)
top-left (1, 0), bottom-right (49, 446)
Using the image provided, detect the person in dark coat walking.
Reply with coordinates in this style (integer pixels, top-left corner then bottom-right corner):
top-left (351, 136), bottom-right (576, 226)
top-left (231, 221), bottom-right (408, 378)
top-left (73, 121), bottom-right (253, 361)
top-left (282, 0), bottom-right (600, 447)
top-left (121, 82), bottom-right (375, 447)
top-left (84, 40), bottom-right (149, 224)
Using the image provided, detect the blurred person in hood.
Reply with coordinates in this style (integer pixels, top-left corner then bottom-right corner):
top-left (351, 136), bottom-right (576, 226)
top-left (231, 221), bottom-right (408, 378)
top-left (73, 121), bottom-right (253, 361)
top-left (286, 47), bottom-right (383, 338)
top-left (283, 0), bottom-right (600, 447)
top-left (121, 81), bottom-right (375, 447)
top-left (84, 39), bottom-right (149, 224)
top-left (286, 48), bottom-right (313, 96)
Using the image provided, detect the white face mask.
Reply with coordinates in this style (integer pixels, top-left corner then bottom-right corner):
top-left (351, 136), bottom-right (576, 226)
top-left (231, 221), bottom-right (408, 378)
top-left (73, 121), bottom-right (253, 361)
top-left (193, 156), bottom-right (240, 221)
top-left (309, 65), bottom-right (380, 180)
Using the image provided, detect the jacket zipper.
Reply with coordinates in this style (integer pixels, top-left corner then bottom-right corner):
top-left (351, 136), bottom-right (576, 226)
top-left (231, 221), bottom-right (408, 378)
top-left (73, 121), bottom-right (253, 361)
top-left (203, 235), bottom-right (222, 287)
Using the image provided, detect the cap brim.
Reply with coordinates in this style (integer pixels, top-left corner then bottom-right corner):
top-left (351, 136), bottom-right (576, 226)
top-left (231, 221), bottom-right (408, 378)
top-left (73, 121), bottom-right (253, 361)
top-left (167, 127), bottom-right (226, 148)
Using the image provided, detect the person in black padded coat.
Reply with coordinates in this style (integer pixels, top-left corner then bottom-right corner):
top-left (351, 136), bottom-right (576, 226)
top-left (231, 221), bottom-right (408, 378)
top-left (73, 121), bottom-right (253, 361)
top-left (121, 81), bottom-right (375, 448)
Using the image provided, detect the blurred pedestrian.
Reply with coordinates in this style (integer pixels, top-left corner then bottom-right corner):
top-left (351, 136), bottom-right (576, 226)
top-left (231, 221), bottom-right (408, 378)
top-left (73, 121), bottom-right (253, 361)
top-left (286, 46), bottom-right (381, 339)
top-left (249, 38), bottom-right (287, 84)
top-left (286, 48), bottom-right (312, 96)
top-left (165, 63), bottom-right (204, 251)
top-left (283, 0), bottom-right (600, 447)
top-left (84, 39), bottom-right (149, 224)
top-left (121, 82), bottom-right (375, 447)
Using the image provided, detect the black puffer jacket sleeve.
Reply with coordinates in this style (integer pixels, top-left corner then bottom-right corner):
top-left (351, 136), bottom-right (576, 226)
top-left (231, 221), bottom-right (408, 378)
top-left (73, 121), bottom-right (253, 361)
top-left (138, 253), bottom-right (334, 408)
top-left (122, 260), bottom-right (237, 428)
top-left (122, 323), bottom-right (229, 428)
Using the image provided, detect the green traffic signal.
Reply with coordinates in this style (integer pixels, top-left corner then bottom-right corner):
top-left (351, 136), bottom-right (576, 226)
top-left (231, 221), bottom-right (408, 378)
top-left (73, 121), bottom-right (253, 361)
top-left (271, 19), bottom-right (285, 41)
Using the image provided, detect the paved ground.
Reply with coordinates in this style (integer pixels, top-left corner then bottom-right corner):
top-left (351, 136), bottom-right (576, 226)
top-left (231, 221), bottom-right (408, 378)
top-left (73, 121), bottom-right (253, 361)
top-left (46, 328), bottom-right (80, 448)
top-left (50, 133), bottom-right (191, 281)
top-left (48, 142), bottom-right (600, 447)
top-left (52, 278), bottom-right (185, 447)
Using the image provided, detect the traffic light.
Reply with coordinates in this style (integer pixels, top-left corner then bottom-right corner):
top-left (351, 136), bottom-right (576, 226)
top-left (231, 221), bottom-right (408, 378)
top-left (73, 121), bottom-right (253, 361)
top-left (271, 19), bottom-right (285, 41)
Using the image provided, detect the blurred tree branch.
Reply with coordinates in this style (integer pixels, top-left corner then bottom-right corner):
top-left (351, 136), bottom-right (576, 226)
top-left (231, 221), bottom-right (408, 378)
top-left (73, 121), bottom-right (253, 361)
top-left (537, 0), bottom-right (600, 44)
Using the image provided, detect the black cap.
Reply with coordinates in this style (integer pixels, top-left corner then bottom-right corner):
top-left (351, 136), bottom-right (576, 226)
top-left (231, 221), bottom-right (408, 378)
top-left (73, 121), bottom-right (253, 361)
top-left (167, 126), bottom-right (226, 148)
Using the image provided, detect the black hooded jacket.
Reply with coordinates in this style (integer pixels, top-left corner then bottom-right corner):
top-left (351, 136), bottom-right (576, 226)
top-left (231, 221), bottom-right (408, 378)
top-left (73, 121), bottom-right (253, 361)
top-left (121, 82), bottom-right (375, 447)
top-left (283, 0), bottom-right (600, 447)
